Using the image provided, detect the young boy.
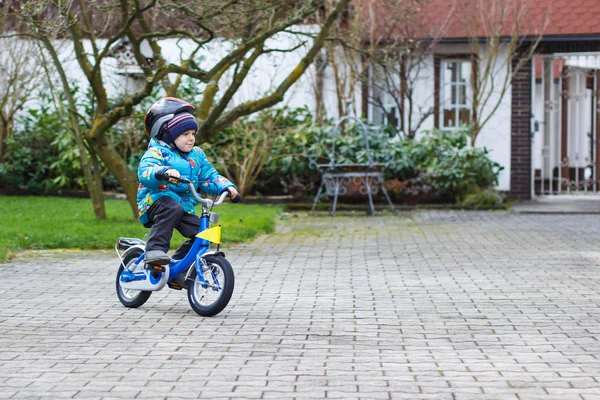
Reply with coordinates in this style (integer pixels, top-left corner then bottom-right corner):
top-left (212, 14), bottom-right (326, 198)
top-left (137, 97), bottom-right (239, 266)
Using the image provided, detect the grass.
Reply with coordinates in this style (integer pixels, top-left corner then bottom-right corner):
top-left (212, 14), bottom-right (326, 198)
top-left (0, 196), bottom-right (282, 262)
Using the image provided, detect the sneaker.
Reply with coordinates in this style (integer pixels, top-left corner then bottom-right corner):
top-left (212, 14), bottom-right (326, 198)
top-left (144, 250), bottom-right (171, 265)
top-left (170, 273), bottom-right (188, 290)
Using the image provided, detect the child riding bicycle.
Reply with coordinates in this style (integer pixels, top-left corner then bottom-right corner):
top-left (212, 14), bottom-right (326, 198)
top-left (137, 97), bottom-right (239, 269)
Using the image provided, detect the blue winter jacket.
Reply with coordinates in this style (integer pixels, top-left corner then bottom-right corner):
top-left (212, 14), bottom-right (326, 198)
top-left (137, 139), bottom-right (236, 225)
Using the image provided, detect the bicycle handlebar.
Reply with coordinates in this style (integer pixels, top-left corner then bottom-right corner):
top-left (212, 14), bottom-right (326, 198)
top-left (154, 169), bottom-right (241, 208)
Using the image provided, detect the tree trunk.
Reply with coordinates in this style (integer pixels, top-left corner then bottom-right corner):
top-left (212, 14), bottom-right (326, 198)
top-left (0, 120), bottom-right (6, 163)
top-left (38, 34), bottom-right (106, 219)
top-left (73, 127), bottom-right (106, 220)
top-left (314, 52), bottom-right (326, 125)
top-left (94, 139), bottom-right (139, 218)
top-left (88, 147), bottom-right (107, 220)
top-left (399, 56), bottom-right (407, 137)
top-left (470, 120), bottom-right (480, 147)
top-left (88, 149), bottom-right (106, 219)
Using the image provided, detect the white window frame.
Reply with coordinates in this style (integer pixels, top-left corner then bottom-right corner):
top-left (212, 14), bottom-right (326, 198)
top-left (440, 59), bottom-right (472, 130)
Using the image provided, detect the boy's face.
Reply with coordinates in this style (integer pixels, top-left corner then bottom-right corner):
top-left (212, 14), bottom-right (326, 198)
top-left (174, 130), bottom-right (196, 153)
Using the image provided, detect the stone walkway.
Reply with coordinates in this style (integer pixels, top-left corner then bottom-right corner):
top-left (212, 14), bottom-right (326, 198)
top-left (511, 195), bottom-right (600, 214)
top-left (1, 211), bottom-right (600, 399)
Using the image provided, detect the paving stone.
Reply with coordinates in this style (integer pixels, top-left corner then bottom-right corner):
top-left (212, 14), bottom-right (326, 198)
top-left (2, 211), bottom-right (600, 398)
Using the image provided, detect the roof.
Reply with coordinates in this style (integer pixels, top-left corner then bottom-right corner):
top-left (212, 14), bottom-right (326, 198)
top-left (370, 0), bottom-right (600, 42)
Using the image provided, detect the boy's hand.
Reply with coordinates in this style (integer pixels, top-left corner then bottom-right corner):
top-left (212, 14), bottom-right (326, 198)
top-left (227, 187), bottom-right (242, 203)
top-left (165, 169), bottom-right (180, 183)
top-left (227, 187), bottom-right (239, 198)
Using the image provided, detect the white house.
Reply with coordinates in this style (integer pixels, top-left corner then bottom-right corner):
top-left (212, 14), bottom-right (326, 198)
top-left (6, 0), bottom-right (600, 200)
top-left (354, 0), bottom-right (600, 199)
top-left (286, 0), bottom-right (600, 199)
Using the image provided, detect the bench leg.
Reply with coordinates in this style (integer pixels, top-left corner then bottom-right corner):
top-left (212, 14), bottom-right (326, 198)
top-left (330, 178), bottom-right (340, 217)
top-left (380, 184), bottom-right (395, 212)
top-left (365, 176), bottom-right (376, 216)
top-left (311, 181), bottom-right (325, 214)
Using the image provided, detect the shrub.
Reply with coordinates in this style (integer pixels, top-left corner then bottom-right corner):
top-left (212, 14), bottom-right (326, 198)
top-left (205, 107), bottom-right (315, 197)
top-left (253, 115), bottom-right (504, 204)
top-left (395, 129), bottom-right (504, 202)
top-left (0, 86), bottom-right (159, 195)
top-left (459, 185), bottom-right (504, 208)
top-left (0, 102), bottom-right (79, 194)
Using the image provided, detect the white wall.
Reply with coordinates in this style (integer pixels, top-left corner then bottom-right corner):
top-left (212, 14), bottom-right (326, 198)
top-left (11, 33), bottom-right (518, 191)
top-left (368, 43), bottom-right (513, 191)
top-left (23, 27), bottom-right (324, 117)
top-left (473, 44), bottom-right (512, 192)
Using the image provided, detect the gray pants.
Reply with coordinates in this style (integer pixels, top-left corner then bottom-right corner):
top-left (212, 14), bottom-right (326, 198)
top-left (144, 197), bottom-right (200, 260)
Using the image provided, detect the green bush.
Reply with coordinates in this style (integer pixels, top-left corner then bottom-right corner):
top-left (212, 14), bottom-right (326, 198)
top-left (261, 117), bottom-right (503, 204)
top-left (1, 88), bottom-right (502, 206)
top-left (207, 107), bottom-right (316, 198)
top-left (459, 185), bottom-right (503, 208)
top-left (0, 86), bottom-right (159, 195)
top-left (0, 102), bottom-right (79, 194)
top-left (306, 122), bottom-right (398, 166)
top-left (394, 129), bottom-right (504, 201)
top-left (257, 116), bottom-right (400, 198)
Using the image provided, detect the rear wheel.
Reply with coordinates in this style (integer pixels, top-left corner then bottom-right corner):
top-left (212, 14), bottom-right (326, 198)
top-left (187, 255), bottom-right (234, 317)
top-left (116, 249), bottom-right (152, 308)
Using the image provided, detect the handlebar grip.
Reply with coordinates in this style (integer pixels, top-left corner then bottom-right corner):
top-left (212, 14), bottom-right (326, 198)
top-left (230, 194), bottom-right (242, 203)
top-left (154, 169), bottom-right (190, 184)
top-left (155, 169), bottom-right (167, 180)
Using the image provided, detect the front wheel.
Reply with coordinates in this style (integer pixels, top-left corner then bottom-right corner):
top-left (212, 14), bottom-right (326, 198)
top-left (116, 249), bottom-right (152, 308)
top-left (187, 255), bottom-right (234, 317)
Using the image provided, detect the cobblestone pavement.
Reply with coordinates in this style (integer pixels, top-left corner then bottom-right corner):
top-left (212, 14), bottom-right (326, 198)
top-left (2, 210), bottom-right (600, 399)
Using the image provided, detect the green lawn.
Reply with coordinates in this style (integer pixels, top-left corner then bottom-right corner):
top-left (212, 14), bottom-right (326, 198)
top-left (0, 196), bottom-right (282, 262)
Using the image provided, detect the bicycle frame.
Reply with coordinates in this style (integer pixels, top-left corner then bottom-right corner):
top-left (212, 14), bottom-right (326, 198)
top-left (169, 210), bottom-right (211, 278)
top-left (118, 181), bottom-right (229, 291)
top-left (126, 211), bottom-right (210, 273)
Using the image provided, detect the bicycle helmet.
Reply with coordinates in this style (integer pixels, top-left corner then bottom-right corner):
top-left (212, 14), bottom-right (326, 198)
top-left (144, 97), bottom-right (195, 139)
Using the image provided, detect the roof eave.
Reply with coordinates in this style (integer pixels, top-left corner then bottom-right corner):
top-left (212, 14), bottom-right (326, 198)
top-left (413, 34), bottom-right (600, 44)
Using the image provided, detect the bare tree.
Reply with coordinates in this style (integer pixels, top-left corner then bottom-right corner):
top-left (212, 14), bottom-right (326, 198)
top-left (3, 0), bottom-right (351, 219)
top-left (312, 0), bottom-right (392, 120)
top-left (204, 111), bottom-right (294, 197)
top-left (0, 34), bottom-right (45, 162)
top-left (369, 43), bottom-right (436, 139)
top-left (363, 0), bottom-right (457, 139)
top-left (307, 0), bottom-right (439, 139)
top-left (463, 0), bottom-right (549, 145)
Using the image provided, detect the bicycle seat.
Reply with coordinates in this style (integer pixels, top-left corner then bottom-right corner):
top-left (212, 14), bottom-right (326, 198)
top-left (117, 237), bottom-right (145, 250)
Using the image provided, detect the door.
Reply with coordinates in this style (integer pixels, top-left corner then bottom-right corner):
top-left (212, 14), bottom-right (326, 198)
top-left (532, 53), bottom-right (600, 195)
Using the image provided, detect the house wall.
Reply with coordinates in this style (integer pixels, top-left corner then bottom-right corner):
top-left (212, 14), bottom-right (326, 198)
top-left (12, 34), bottom-right (516, 192)
top-left (22, 28), bottom-right (324, 118)
top-left (368, 43), bottom-right (513, 191)
top-left (469, 44), bottom-right (513, 192)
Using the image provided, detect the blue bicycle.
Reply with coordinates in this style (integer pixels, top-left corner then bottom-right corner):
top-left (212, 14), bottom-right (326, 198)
top-left (115, 175), bottom-right (239, 317)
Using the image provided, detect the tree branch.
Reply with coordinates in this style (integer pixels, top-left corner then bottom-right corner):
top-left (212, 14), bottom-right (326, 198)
top-left (200, 43), bottom-right (265, 136)
top-left (210, 0), bottom-right (351, 134)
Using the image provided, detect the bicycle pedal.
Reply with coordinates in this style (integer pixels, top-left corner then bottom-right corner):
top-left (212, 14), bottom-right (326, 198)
top-left (145, 264), bottom-right (166, 272)
top-left (167, 282), bottom-right (183, 290)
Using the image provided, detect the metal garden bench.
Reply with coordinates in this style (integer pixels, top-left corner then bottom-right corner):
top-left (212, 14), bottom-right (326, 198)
top-left (310, 116), bottom-right (395, 216)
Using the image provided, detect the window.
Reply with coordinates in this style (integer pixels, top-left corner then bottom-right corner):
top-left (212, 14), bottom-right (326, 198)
top-left (439, 60), bottom-right (472, 129)
top-left (369, 64), bottom-right (400, 128)
top-left (372, 102), bottom-right (399, 128)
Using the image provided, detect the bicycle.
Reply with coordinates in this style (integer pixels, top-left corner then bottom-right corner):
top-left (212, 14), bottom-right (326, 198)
top-left (114, 172), bottom-right (240, 317)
